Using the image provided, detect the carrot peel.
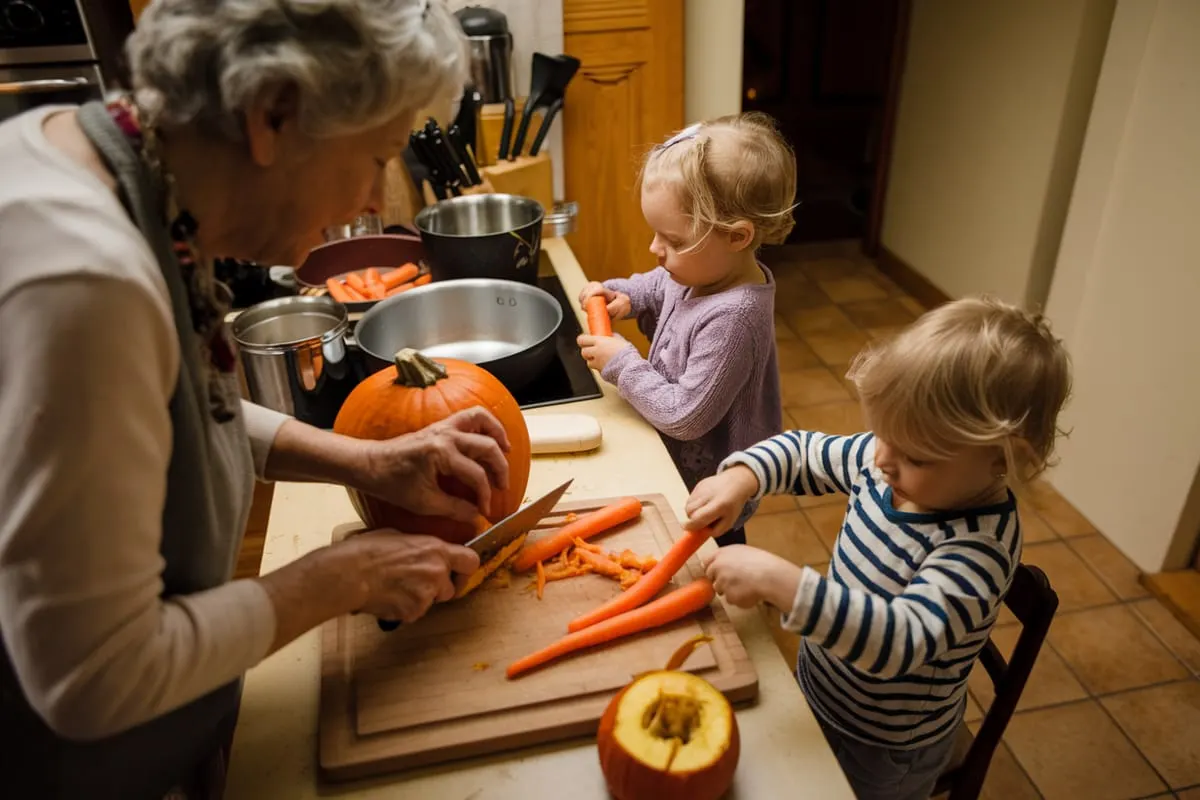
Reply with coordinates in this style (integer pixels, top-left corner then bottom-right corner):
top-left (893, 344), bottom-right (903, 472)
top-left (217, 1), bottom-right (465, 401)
top-left (506, 578), bottom-right (716, 679)
top-left (567, 527), bottom-right (711, 633)
top-left (535, 560), bottom-right (546, 600)
top-left (512, 497), bottom-right (643, 572)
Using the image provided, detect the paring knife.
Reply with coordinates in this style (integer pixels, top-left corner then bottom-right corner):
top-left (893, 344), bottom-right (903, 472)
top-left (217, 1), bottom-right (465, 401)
top-left (377, 478), bottom-right (574, 631)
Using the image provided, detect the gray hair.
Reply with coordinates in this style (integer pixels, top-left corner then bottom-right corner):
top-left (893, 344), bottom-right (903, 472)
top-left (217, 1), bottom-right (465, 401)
top-left (125, 0), bottom-right (468, 141)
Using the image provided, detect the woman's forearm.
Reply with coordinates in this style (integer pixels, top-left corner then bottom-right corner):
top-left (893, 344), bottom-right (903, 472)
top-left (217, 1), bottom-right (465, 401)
top-left (255, 542), bottom-right (366, 654)
top-left (261, 417), bottom-right (369, 486)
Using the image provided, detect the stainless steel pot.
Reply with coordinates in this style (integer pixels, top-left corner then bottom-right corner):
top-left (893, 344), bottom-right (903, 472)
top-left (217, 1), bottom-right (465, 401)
top-left (231, 295), bottom-right (357, 428)
top-left (413, 194), bottom-right (544, 285)
top-left (354, 278), bottom-right (563, 392)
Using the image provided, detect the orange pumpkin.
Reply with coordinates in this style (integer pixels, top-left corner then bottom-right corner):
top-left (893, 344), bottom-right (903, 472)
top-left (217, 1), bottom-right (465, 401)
top-left (596, 635), bottom-right (740, 800)
top-left (332, 348), bottom-right (531, 545)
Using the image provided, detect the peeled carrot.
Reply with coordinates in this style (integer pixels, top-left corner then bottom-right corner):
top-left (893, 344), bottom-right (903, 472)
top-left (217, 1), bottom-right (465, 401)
top-left (536, 560), bottom-right (546, 600)
top-left (567, 527), bottom-right (711, 633)
top-left (382, 263), bottom-right (420, 289)
top-left (386, 281), bottom-right (415, 297)
top-left (414, 273), bottom-right (432, 286)
top-left (345, 271), bottom-right (368, 294)
top-left (364, 268), bottom-right (387, 299)
top-left (585, 295), bottom-right (613, 336)
top-left (325, 278), bottom-right (353, 303)
top-left (575, 547), bottom-right (625, 579)
top-left (512, 497), bottom-right (643, 572)
top-left (341, 282), bottom-right (368, 302)
top-left (506, 579), bottom-right (716, 679)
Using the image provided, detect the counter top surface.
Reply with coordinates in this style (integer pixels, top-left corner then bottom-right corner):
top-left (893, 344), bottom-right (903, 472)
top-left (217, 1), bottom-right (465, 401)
top-left (224, 238), bottom-right (853, 799)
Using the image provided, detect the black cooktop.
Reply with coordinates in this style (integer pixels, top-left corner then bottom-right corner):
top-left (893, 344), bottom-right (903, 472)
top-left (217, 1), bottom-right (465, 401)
top-left (507, 274), bottom-right (604, 409)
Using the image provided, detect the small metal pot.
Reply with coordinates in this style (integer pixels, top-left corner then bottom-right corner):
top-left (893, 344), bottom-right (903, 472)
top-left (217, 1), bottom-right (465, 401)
top-left (354, 278), bottom-right (562, 392)
top-left (413, 194), bottom-right (544, 285)
top-left (231, 295), bottom-right (357, 428)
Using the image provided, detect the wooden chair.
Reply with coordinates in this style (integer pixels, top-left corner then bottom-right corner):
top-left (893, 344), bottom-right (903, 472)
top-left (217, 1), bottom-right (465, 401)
top-left (933, 564), bottom-right (1059, 800)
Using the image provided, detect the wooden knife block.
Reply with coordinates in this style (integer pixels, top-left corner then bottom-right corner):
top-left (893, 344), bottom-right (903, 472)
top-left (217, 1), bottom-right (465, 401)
top-left (477, 98), bottom-right (543, 167)
top-left (479, 154), bottom-right (555, 216)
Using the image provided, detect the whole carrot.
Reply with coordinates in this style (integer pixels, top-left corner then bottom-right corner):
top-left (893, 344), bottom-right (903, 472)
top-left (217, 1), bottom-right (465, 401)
top-left (325, 278), bottom-right (353, 303)
top-left (345, 270), bottom-right (368, 295)
top-left (585, 295), bottom-right (613, 336)
top-left (413, 273), bottom-right (432, 286)
top-left (567, 527), bottom-right (711, 633)
top-left (512, 497), bottom-right (643, 573)
top-left (575, 547), bottom-right (624, 579)
top-left (386, 281), bottom-right (415, 297)
top-left (506, 578), bottom-right (715, 678)
top-left (382, 263), bottom-right (420, 289)
top-left (341, 282), bottom-right (368, 302)
top-left (364, 268), bottom-right (387, 299)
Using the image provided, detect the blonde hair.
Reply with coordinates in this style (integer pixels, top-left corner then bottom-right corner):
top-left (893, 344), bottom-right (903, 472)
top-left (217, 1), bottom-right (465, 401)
top-left (640, 112), bottom-right (798, 251)
top-left (847, 296), bottom-right (1072, 485)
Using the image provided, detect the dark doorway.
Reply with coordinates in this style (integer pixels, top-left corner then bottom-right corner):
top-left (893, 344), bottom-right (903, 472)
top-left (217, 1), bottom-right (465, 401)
top-left (743, 0), bottom-right (908, 247)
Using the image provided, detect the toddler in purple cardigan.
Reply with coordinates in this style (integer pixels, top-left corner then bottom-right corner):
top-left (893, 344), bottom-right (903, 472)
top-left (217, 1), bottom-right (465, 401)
top-left (577, 113), bottom-right (797, 545)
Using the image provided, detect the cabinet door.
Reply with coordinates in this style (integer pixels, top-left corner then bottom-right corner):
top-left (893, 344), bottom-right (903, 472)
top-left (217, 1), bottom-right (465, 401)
top-left (563, 0), bottom-right (684, 348)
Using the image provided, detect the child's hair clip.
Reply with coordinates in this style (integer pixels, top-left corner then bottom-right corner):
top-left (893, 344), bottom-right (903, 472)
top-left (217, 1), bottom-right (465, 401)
top-left (657, 122), bottom-right (703, 150)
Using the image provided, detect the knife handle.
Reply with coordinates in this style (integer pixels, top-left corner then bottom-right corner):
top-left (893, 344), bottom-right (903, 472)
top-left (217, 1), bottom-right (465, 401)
top-left (498, 97), bottom-right (515, 160)
top-left (378, 619), bottom-right (401, 631)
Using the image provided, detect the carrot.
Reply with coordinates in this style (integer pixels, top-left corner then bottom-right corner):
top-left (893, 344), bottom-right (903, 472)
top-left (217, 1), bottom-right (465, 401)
top-left (567, 528), bottom-right (711, 633)
top-left (585, 295), bottom-right (613, 336)
top-left (536, 560), bottom-right (546, 600)
top-left (345, 271), bottom-right (368, 294)
top-left (506, 579), bottom-right (716, 679)
top-left (413, 273), bottom-right (432, 286)
top-left (325, 278), bottom-right (353, 302)
top-left (341, 282), bottom-right (368, 302)
top-left (364, 268), bottom-right (387, 299)
top-left (574, 538), bottom-right (605, 554)
top-left (620, 570), bottom-right (642, 590)
top-left (385, 281), bottom-right (416, 297)
top-left (575, 547), bottom-right (625, 579)
top-left (382, 263), bottom-right (420, 289)
top-left (512, 497), bottom-right (643, 572)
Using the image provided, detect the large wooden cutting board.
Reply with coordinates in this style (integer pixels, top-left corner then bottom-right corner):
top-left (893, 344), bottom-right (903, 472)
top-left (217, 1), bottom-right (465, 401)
top-left (319, 494), bottom-right (759, 782)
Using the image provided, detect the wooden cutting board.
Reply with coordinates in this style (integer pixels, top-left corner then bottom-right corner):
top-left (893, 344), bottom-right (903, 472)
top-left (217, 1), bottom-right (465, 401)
top-left (319, 494), bottom-right (759, 782)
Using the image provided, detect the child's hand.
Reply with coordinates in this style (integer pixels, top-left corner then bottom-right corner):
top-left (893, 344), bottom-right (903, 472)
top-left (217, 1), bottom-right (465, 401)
top-left (684, 466), bottom-right (760, 536)
top-left (579, 282), bottom-right (631, 321)
top-left (702, 545), bottom-right (802, 611)
top-left (577, 333), bottom-right (631, 372)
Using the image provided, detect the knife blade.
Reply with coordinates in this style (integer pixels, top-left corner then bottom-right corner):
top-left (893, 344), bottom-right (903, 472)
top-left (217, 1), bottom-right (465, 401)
top-left (377, 478), bottom-right (573, 631)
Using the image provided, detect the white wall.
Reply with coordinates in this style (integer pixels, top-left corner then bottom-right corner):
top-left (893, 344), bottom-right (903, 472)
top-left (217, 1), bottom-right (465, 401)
top-left (684, 0), bottom-right (745, 124)
top-left (881, 0), bottom-right (1114, 308)
top-left (1045, 0), bottom-right (1200, 572)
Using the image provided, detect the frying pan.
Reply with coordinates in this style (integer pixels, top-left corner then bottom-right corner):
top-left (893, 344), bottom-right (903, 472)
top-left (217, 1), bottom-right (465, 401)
top-left (293, 234), bottom-right (428, 313)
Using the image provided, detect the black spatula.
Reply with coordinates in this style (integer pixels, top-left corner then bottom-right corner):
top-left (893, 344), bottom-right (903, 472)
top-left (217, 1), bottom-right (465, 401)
top-left (509, 52), bottom-right (580, 159)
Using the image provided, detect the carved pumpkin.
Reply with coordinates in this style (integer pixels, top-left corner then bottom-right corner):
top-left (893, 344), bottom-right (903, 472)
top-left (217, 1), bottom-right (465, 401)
top-left (596, 635), bottom-right (740, 800)
top-left (332, 348), bottom-right (531, 545)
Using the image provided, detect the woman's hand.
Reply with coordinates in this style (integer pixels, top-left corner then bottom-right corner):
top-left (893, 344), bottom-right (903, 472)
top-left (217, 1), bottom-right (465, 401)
top-left (579, 281), bottom-right (631, 321)
top-left (343, 530), bottom-right (481, 624)
top-left (684, 465), bottom-right (760, 536)
top-left (355, 407), bottom-right (511, 522)
top-left (702, 545), bottom-right (801, 612)
top-left (577, 333), bottom-right (632, 372)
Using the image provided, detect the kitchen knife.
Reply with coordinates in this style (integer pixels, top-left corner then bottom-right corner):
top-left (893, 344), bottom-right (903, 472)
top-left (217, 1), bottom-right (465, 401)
top-left (497, 96), bottom-right (515, 161)
top-left (447, 123), bottom-right (482, 186)
top-left (428, 121), bottom-right (469, 189)
top-left (527, 97), bottom-right (563, 157)
top-left (377, 478), bottom-right (574, 630)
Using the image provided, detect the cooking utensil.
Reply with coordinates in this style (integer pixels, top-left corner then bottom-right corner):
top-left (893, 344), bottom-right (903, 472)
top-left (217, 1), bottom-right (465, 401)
top-left (497, 96), bottom-right (515, 160)
top-left (527, 97), bottom-right (562, 157)
top-left (510, 53), bottom-right (581, 158)
top-left (293, 233), bottom-right (428, 312)
top-left (452, 85), bottom-right (482, 159)
top-left (447, 123), bottom-right (482, 185)
top-left (412, 130), bottom-right (456, 198)
top-left (425, 119), bottom-right (468, 189)
top-left (378, 478), bottom-right (574, 630)
top-left (230, 295), bottom-right (356, 429)
top-left (353, 277), bottom-right (562, 391)
top-left (413, 193), bottom-right (544, 285)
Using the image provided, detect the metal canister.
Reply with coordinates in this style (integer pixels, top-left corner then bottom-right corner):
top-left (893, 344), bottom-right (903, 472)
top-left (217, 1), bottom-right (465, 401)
top-left (230, 295), bottom-right (358, 429)
top-left (454, 5), bottom-right (514, 104)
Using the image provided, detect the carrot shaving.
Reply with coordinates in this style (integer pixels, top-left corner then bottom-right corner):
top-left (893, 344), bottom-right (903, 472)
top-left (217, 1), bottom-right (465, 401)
top-left (619, 570), bottom-right (642, 590)
top-left (574, 537), bottom-right (605, 554)
top-left (564, 512), bottom-right (579, 523)
top-left (512, 497), bottom-right (643, 572)
top-left (575, 548), bottom-right (625, 579)
top-left (536, 560), bottom-right (546, 600)
top-left (472, 662), bottom-right (490, 671)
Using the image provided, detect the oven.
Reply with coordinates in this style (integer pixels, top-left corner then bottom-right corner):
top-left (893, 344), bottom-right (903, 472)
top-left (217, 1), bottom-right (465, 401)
top-left (0, 0), bottom-right (133, 122)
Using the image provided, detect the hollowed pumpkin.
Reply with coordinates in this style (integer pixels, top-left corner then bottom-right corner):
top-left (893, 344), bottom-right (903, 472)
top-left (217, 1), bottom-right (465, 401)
top-left (332, 348), bottom-right (531, 545)
top-left (597, 635), bottom-right (740, 800)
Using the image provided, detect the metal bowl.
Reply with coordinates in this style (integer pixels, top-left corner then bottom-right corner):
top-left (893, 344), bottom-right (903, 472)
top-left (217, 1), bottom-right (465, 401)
top-left (413, 194), bottom-right (544, 285)
top-left (353, 278), bottom-right (563, 392)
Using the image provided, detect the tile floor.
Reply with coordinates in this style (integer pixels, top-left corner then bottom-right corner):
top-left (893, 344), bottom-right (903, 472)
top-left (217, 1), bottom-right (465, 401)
top-left (754, 243), bottom-right (1200, 800)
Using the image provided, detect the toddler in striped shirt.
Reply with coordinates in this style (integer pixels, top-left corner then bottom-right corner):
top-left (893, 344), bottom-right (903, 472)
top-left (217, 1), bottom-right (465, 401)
top-left (684, 296), bottom-right (1071, 800)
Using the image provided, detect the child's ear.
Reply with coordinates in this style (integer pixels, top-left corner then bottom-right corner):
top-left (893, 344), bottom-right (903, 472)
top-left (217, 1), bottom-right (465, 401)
top-left (727, 220), bottom-right (755, 252)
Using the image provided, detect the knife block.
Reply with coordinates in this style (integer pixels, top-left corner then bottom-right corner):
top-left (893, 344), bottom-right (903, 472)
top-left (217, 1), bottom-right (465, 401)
top-left (477, 98), bottom-right (543, 167)
top-left (479, 153), bottom-right (555, 217)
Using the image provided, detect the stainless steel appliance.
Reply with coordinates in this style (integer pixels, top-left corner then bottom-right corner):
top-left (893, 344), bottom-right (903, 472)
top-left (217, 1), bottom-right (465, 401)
top-left (453, 5), bottom-right (513, 104)
top-left (0, 0), bottom-right (133, 121)
top-left (414, 193), bottom-right (544, 285)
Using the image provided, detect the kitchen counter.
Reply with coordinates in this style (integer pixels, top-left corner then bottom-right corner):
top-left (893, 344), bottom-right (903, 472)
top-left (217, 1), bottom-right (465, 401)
top-left (223, 238), bottom-right (854, 799)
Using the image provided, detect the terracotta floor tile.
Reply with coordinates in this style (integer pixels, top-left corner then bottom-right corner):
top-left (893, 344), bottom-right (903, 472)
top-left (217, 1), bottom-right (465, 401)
top-left (799, 256), bottom-right (863, 281)
top-left (803, 504), bottom-right (847, 552)
top-left (860, 266), bottom-right (908, 298)
top-left (1177, 787), bottom-right (1200, 799)
top-left (1102, 680), bottom-right (1200, 789)
top-left (1048, 605), bottom-right (1189, 694)
top-left (968, 625), bottom-right (1087, 712)
top-left (775, 275), bottom-right (833, 310)
top-left (745, 510), bottom-right (830, 567)
top-left (1020, 541), bottom-right (1118, 612)
top-left (780, 367), bottom-right (852, 407)
top-left (1068, 534), bottom-right (1150, 600)
top-left (818, 276), bottom-right (889, 304)
top-left (839, 374), bottom-right (859, 400)
top-left (1026, 481), bottom-right (1097, 538)
top-left (964, 692), bottom-right (984, 724)
top-left (784, 303), bottom-right (858, 336)
top-left (788, 400), bottom-right (866, 436)
top-left (1018, 508), bottom-right (1059, 544)
top-left (775, 338), bottom-right (824, 371)
top-left (898, 295), bottom-right (927, 316)
top-left (960, 722), bottom-right (1042, 800)
top-left (1003, 700), bottom-right (1166, 800)
top-left (840, 298), bottom-right (919, 329)
top-left (756, 493), bottom-right (799, 515)
top-left (795, 491), bottom-right (849, 510)
top-left (774, 313), bottom-right (798, 340)
top-left (1131, 598), bottom-right (1200, 674)
top-left (802, 329), bottom-right (872, 365)
top-left (864, 325), bottom-right (906, 342)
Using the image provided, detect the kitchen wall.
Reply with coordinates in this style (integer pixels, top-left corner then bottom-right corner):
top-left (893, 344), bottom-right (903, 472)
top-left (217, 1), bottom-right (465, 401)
top-left (881, 0), bottom-right (1114, 308)
top-left (684, 0), bottom-right (745, 124)
top-left (1044, 0), bottom-right (1200, 573)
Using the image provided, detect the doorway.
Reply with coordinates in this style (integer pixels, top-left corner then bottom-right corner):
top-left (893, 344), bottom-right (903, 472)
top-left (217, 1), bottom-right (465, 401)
top-left (742, 0), bottom-right (909, 248)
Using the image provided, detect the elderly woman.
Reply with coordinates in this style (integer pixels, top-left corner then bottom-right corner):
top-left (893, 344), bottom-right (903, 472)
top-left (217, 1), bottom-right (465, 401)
top-left (0, 1), bottom-right (494, 797)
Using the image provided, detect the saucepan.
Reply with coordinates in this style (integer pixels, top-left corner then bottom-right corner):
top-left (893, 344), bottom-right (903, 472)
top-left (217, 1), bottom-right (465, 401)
top-left (353, 278), bottom-right (562, 391)
top-left (413, 194), bottom-right (544, 285)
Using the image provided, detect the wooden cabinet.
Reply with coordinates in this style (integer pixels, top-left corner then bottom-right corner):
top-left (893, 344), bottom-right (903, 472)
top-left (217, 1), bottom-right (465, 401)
top-left (562, 0), bottom-right (684, 348)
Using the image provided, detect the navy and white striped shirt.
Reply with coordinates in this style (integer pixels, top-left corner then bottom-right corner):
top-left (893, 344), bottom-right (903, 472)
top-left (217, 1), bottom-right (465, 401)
top-left (723, 431), bottom-right (1021, 749)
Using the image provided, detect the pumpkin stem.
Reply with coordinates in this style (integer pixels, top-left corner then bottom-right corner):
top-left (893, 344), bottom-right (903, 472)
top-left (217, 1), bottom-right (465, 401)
top-left (393, 348), bottom-right (448, 388)
top-left (664, 633), bottom-right (714, 671)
